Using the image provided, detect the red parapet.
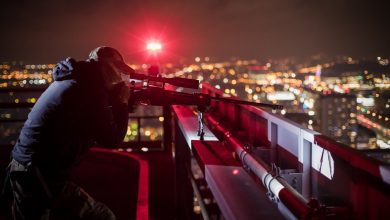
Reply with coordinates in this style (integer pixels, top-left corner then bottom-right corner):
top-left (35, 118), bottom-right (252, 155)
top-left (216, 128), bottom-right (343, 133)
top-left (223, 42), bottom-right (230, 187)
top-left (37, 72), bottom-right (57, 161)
top-left (71, 148), bottom-right (149, 220)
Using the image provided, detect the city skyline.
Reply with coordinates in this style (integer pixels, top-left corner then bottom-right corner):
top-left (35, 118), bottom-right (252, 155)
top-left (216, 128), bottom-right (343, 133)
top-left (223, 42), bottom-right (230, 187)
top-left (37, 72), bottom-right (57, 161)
top-left (1, 0), bottom-right (390, 63)
top-left (1, 2), bottom-right (390, 218)
top-left (1, 56), bottom-right (389, 150)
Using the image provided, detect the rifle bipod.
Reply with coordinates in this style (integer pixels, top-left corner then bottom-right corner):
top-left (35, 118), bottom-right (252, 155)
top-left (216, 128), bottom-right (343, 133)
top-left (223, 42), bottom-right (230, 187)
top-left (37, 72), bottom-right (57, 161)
top-left (197, 111), bottom-right (204, 140)
top-left (196, 105), bottom-right (208, 141)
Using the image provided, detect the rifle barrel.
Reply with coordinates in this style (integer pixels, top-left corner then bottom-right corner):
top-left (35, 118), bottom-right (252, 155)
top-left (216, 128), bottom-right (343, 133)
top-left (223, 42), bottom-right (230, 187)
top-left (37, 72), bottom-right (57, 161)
top-left (130, 72), bottom-right (199, 89)
top-left (210, 96), bottom-right (283, 109)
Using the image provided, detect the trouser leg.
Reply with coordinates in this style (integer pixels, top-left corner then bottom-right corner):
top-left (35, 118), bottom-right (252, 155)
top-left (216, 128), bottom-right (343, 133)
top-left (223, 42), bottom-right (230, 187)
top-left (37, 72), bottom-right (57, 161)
top-left (8, 160), bottom-right (50, 220)
top-left (8, 159), bottom-right (115, 220)
top-left (51, 182), bottom-right (116, 220)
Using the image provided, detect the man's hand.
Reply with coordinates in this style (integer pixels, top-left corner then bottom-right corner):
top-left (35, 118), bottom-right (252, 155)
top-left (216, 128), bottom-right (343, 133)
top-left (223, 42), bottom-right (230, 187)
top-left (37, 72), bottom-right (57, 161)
top-left (110, 82), bottom-right (130, 105)
top-left (117, 83), bottom-right (130, 105)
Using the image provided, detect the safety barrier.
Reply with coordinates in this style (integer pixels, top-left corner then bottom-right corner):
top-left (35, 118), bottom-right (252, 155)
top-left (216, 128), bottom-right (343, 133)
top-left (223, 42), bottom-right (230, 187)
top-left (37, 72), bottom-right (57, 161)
top-left (201, 82), bottom-right (390, 219)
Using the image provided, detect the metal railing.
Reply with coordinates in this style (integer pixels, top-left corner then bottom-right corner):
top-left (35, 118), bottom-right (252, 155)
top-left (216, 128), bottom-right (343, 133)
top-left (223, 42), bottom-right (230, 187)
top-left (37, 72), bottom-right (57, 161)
top-left (201, 82), bottom-right (390, 219)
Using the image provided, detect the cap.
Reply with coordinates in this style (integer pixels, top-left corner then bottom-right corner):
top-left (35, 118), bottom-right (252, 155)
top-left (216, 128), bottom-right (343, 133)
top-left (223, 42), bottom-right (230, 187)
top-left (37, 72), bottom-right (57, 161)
top-left (89, 46), bottom-right (135, 74)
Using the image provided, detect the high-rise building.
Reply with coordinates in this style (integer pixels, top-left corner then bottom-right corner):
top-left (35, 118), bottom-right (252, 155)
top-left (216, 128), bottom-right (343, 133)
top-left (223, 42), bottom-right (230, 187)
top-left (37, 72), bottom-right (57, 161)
top-left (316, 94), bottom-right (358, 147)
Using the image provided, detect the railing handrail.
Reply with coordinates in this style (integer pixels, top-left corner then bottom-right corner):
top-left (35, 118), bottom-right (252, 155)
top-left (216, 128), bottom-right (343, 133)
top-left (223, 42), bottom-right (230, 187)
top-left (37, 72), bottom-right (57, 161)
top-left (200, 82), bottom-right (390, 219)
top-left (201, 83), bottom-right (389, 182)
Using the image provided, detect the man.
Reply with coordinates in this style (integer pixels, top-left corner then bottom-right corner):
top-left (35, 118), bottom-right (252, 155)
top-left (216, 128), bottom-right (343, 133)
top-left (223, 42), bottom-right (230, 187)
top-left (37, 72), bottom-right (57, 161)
top-left (7, 47), bottom-right (133, 219)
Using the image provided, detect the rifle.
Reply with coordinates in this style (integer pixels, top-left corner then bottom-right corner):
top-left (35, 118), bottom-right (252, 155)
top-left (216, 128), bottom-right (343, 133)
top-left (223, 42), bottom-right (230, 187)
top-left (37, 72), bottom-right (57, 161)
top-left (129, 86), bottom-right (283, 110)
top-left (126, 72), bottom-right (283, 139)
top-left (127, 72), bottom-right (283, 110)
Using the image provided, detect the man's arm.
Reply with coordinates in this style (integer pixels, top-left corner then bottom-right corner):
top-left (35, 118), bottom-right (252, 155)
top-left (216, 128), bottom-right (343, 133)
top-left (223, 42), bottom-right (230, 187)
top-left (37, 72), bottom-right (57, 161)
top-left (92, 83), bottom-right (130, 148)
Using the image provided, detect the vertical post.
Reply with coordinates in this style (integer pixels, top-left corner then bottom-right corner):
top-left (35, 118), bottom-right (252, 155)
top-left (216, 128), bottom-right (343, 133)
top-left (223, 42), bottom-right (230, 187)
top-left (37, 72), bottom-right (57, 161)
top-left (163, 106), bottom-right (172, 151)
top-left (302, 139), bottom-right (312, 199)
top-left (270, 122), bottom-right (278, 164)
top-left (173, 117), bottom-right (194, 219)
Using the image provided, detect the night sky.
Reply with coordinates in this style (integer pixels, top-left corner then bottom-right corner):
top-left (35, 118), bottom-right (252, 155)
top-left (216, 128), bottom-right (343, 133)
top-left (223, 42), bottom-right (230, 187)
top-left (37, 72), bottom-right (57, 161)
top-left (1, 0), bottom-right (389, 63)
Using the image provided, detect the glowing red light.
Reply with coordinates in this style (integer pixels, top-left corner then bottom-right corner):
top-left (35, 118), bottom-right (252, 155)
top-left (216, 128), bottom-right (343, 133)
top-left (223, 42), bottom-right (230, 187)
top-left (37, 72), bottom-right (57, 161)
top-left (146, 42), bottom-right (162, 51)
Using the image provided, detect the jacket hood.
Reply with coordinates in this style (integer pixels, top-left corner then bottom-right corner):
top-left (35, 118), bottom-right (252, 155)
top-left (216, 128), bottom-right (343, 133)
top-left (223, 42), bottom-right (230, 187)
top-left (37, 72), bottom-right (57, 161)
top-left (52, 57), bottom-right (78, 81)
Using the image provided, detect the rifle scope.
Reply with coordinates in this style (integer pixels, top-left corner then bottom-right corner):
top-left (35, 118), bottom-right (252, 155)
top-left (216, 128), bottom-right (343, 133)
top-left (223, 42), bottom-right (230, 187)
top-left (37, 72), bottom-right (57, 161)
top-left (129, 72), bottom-right (199, 89)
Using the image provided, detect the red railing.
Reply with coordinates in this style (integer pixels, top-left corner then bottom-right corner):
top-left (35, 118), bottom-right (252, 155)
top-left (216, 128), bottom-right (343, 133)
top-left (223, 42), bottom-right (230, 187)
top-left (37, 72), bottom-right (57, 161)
top-left (200, 82), bottom-right (390, 219)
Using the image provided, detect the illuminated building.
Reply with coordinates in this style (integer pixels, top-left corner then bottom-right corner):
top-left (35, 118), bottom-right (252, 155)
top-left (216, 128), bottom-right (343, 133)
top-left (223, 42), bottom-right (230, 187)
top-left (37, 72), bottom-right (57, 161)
top-left (375, 90), bottom-right (390, 115)
top-left (316, 93), bottom-right (358, 147)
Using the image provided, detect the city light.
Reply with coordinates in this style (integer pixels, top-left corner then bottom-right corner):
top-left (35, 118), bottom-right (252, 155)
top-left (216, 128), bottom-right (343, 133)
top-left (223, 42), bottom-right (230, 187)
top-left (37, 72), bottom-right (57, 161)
top-left (1, 55), bottom-right (389, 153)
top-left (2, 2), bottom-right (390, 217)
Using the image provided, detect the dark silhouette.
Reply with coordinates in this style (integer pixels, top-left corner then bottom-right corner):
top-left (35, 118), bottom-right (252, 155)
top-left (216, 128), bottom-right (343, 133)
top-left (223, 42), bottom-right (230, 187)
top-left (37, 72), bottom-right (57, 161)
top-left (4, 47), bottom-right (132, 220)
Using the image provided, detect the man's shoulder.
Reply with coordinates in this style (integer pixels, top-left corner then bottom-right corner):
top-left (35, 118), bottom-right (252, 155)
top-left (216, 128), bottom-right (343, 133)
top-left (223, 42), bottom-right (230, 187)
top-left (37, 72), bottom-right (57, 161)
top-left (73, 60), bottom-right (102, 83)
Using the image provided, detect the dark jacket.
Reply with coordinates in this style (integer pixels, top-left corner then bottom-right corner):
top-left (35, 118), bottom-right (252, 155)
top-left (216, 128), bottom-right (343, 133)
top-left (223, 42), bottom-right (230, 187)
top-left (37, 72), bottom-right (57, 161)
top-left (11, 58), bottom-right (128, 175)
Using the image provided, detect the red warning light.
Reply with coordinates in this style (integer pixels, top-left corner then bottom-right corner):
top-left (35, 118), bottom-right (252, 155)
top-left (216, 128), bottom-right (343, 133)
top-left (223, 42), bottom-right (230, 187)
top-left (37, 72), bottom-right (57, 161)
top-left (146, 42), bottom-right (162, 52)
